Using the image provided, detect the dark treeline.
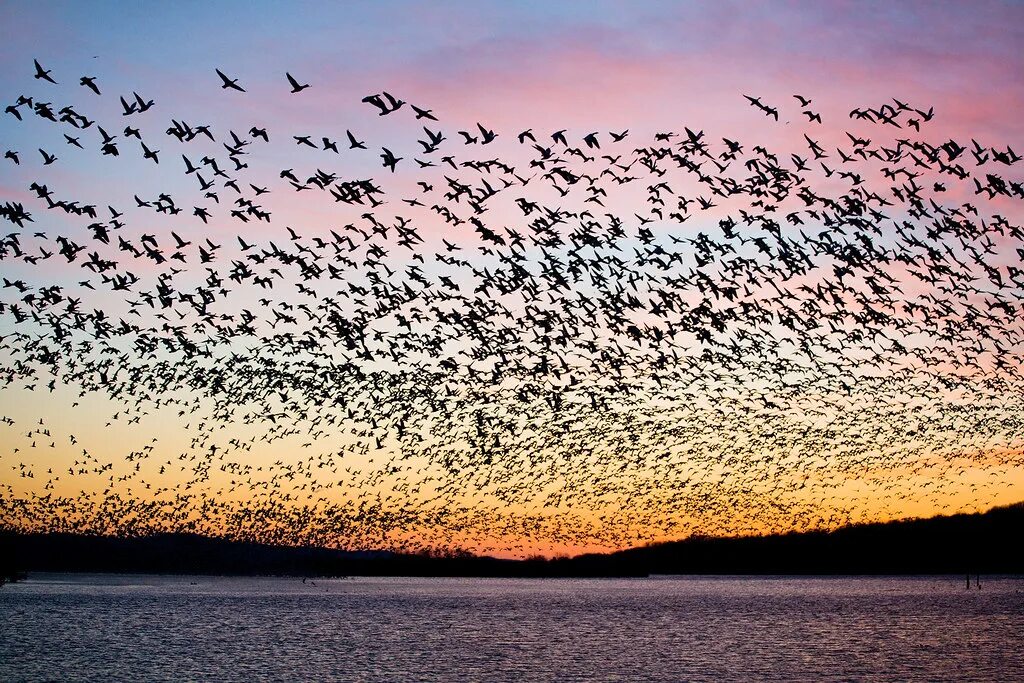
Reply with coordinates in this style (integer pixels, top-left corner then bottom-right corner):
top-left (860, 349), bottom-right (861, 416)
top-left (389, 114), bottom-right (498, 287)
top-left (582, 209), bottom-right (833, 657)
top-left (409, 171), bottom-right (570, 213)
top-left (602, 501), bottom-right (1023, 575)
top-left (2, 502), bottom-right (1021, 579)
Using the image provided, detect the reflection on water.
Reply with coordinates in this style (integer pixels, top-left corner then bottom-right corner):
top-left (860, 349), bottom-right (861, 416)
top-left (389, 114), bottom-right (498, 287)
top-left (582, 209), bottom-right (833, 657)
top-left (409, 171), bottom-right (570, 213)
top-left (2, 574), bottom-right (1022, 682)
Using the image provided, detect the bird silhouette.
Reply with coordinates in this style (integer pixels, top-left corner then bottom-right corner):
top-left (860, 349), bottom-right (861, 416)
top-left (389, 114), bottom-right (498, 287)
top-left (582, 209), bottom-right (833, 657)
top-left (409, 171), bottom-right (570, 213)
top-left (33, 59), bottom-right (57, 84)
top-left (286, 72), bottom-right (310, 93)
top-left (80, 76), bottom-right (100, 95)
top-left (215, 68), bottom-right (245, 92)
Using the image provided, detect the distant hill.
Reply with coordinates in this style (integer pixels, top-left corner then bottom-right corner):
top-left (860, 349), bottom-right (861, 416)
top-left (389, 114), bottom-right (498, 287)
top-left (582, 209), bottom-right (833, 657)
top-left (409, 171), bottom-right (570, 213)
top-left (598, 501), bottom-right (1023, 575)
top-left (2, 502), bottom-right (1021, 578)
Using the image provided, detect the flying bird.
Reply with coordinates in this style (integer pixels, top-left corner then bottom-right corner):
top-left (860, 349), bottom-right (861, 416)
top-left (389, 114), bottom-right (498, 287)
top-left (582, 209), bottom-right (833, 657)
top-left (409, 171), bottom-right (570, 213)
top-left (411, 104), bottom-right (437, 121)
top-left (33, 59), bottom-right (57, 84)
top-left (286, 72), bottom-right (310, 93)
top-left (215, 68), bottom-right (245, 92)
top-left (80, 76), bottom-right (101, 95)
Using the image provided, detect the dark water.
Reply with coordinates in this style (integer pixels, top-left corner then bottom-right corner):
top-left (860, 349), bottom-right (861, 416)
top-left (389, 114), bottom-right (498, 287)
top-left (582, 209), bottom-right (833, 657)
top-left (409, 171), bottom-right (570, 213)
top-left (1, 574), bottom-right (1022, 682)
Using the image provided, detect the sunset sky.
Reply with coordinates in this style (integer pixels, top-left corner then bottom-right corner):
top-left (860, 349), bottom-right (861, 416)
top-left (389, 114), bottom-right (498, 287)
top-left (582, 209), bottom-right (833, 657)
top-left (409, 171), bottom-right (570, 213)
top-left (1, 1), bottom-right (1022, 557)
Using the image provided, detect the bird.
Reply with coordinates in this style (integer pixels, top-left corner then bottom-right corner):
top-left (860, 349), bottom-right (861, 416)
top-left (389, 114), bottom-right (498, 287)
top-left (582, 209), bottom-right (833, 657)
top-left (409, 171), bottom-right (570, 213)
top-left (286, 72), bottom-right (310, 93)
top-left (380, 147), bottom-right (402, 172)
top-left (346, 130), bottom-right (366, 149)
top-left (141, 141), bottom-right (159, 164)
top-left (33, 59), bottom-right (57, 84)
top-left (411, 104), bottom-right (437, 121)
top-left (215, 68), bottom-right (245, 92)
top-left (477, 123), bottom-right (497, 144)
top-left (80, 76), bottom-right (101, 95)
top-left (120, 95), bottom-right (139, 116)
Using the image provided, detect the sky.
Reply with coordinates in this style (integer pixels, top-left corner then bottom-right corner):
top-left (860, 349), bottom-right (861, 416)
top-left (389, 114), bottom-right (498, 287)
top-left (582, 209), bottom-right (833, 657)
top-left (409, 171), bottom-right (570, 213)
top-left (0, 1), bottom-right (1022, 557)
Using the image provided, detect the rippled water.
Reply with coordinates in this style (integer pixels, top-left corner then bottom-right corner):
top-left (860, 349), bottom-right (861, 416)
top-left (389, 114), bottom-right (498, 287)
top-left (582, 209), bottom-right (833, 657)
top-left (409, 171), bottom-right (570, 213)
top-left (1, 574), bottom-right (1022, 682)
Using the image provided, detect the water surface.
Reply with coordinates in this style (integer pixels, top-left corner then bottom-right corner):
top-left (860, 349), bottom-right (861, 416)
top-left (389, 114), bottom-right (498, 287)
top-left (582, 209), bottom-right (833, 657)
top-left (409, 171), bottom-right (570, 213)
top-left (1, 574), bottom-right (1021, 682)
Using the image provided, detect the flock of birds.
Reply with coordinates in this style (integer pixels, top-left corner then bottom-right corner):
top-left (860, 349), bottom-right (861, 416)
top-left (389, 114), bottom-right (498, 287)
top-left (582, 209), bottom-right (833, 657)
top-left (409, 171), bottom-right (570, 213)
top-left (0, 60), bottom-right (1022, 555)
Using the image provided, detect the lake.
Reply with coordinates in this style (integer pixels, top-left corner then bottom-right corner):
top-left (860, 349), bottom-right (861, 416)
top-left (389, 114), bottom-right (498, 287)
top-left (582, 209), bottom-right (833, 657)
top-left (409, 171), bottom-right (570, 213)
top-left (1, 574), bottom-right (1022, 682)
